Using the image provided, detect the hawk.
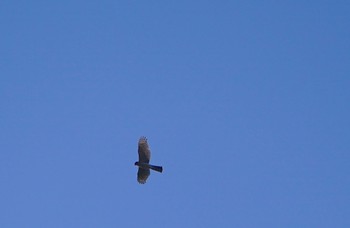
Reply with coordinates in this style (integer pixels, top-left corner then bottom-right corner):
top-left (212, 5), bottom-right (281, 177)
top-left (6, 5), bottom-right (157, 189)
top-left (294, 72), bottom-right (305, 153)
top-left (134, 136), bottom-right (163, 184)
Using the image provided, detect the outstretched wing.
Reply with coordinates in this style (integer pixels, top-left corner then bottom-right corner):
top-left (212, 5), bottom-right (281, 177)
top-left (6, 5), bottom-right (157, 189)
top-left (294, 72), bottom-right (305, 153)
top-left (138, 136), bottom-right (150, 163)
top-left (137, 168), bottom-right (150, 184)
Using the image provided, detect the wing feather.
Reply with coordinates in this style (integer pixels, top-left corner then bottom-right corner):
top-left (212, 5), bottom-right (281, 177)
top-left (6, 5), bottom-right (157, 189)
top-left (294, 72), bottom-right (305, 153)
top-left (137, 168), bottom-right (150, 184)
top-left (138, 136), bottom-right (150, 163)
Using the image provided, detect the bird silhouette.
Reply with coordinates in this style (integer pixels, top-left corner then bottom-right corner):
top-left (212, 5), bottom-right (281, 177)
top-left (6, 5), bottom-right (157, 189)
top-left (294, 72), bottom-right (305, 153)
top-left (134, 136), bottom-right (163, 184)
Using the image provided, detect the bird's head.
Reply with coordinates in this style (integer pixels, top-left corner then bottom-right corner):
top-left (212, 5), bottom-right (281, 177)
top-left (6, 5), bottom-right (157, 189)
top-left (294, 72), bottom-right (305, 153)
top-left (134, 162), bottom-right (139, 166)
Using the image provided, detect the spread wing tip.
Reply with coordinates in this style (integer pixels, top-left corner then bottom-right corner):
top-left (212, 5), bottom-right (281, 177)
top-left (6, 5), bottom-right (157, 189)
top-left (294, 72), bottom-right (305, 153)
top-left (139, 136), bottom-right (147, 143)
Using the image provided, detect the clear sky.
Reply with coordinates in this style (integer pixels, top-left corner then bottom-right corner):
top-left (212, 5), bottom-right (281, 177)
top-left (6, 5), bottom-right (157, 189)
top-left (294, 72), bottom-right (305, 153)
top-left (1, 1), bottom-right (349, 227)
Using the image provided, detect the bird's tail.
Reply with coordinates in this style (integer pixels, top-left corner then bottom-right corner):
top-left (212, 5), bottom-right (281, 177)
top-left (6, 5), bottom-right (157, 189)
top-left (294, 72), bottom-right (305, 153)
top-left (149, 165), bottom-right (163, 173)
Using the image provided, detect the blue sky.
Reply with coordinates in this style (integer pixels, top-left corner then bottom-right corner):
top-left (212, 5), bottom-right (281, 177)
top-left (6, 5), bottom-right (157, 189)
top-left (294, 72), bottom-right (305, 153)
top-left (1, 1), bottom-right (349, 227)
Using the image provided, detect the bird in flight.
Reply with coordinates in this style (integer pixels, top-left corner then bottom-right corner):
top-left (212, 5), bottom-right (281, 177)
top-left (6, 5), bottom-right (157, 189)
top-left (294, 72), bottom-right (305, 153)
top-left (134, 136), bottom-right (163, 184)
